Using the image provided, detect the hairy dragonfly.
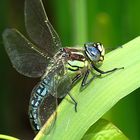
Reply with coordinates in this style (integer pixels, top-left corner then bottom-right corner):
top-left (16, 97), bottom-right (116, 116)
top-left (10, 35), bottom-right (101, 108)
top-left (2, 0), bottom-right (123, 132)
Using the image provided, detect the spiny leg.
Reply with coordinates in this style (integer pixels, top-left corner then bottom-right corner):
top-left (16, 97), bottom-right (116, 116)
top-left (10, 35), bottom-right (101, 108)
top-left (68, 93), bottom-right (78, 112)
top-left (67, 71), bottom-right (99, 112)
top-left (72, 73), bottom-right (82, 84)
top-left (66, 74), bottom-right (83, 112)
top-left (81, 69), bottom-right (99, 87)
top-left (68, 71), bottom-right (99, 111)
top-left (92, 64), bottom-right (124, 74)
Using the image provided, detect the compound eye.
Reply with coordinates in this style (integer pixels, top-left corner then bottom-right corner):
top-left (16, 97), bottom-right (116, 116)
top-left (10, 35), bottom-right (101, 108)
top-left (91, 47), bottom-right (100, 61)
top-left (85, 42), bottom-right (105, 63)
top-left (86, 46), bottom-right (100, 62)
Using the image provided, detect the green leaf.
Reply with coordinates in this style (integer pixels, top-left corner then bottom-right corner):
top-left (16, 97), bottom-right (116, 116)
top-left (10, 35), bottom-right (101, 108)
top-left (0, 134), bottom-right (20, 140)
top-left (35, 37), bottom-right (140, 140)
top-left (82, 119), bottom-right (128, 140)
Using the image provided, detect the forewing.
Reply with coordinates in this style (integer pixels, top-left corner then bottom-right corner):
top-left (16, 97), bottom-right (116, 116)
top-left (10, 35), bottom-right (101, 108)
top-left (2, 28), bottom-right (48, 78)
top-left (25, 0), bottom-right (62, 57)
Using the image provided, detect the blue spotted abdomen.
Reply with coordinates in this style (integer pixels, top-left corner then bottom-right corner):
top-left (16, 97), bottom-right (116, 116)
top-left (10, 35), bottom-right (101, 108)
top-left (29, 75), bottom-right (54, 132)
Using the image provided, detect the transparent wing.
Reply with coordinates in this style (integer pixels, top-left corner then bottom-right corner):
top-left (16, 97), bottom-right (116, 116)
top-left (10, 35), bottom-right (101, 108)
top-left (40, 95), bottom-right (63, 135)
top-left (39, 94), bottom-right (57, 127)
top-left (49, 64), bottom-right (73, 98)
top-left (25, 0), bottom-right (62, 57)
top-left (56, 74), bottom-right (73, 98)
top-left (2, 28), bottom-right (49, 78)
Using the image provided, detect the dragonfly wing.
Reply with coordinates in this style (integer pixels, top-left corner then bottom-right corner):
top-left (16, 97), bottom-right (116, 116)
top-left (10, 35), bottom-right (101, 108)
top-left (56, 74), bottom-right (73, 98)
top-left (2, 28), bottom-right (48, 78)
top-left (39, 94), bottom-right (57, 127)
top-left (25, 0), bottom-right (62, 57)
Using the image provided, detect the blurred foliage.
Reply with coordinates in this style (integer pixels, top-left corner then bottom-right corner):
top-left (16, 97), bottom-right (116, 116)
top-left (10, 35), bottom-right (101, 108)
top-left (0, 0), bottom-right (140, 139)
top-left (82, 119), bottom-right (129, 140)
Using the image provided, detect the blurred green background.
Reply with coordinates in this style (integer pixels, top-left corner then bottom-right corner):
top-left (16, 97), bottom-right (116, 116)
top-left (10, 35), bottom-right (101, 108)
top-left (0, 0), bottom-right (140, 139)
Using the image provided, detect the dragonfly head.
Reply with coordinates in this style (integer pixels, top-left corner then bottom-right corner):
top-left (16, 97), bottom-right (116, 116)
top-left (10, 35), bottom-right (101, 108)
top-left (84, 42), bottom-right (105, 65)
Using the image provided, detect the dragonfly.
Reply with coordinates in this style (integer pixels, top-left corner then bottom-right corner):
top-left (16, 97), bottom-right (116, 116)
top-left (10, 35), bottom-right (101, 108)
top-left (2, 0), bottom-right (123, 133)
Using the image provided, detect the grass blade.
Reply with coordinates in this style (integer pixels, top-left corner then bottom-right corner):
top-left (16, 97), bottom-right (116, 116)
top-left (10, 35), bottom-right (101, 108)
top-left (35, 37), bottom-right (140, 140)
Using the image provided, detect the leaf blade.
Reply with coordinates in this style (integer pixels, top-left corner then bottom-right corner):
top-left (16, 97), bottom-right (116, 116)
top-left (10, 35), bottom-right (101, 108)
top-left (82, 119), bottom-right (128, 140)
top-left (35, 37), bottom-right (140, 140)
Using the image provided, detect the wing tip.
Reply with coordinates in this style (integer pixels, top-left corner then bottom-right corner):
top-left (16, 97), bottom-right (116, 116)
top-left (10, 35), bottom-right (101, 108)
top-left (2, 28), bottom-right (17, 39)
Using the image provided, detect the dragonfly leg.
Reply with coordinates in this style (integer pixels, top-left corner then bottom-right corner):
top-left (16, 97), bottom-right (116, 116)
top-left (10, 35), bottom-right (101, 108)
top-left (72, 73), bottom-right (82, 85)
top-left (81, 69), bottom-right (99, 87)
top-left (92, 64), bottom-right (124, 74)
top-left (64, 74), bottom-right (82, 112)
top-left (68, 93), bottom-right (77, 112)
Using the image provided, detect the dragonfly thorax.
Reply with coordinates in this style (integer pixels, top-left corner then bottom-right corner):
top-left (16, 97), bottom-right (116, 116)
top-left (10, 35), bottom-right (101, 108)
top-left (61, 48), bottom-right (88, 72)
top-left (84, 42), bottom-right (105, 65)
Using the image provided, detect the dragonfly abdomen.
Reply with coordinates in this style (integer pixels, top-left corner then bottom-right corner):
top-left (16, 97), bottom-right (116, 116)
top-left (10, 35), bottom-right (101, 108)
top-left (29, 76), bottom-right (52, 131)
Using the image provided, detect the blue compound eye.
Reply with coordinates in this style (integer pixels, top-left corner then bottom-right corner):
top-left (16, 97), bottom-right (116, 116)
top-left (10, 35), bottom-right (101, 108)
top-left (85, 46), bottom-right (101, 62)
top-left (84, 42), bottom-right (105, 63)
